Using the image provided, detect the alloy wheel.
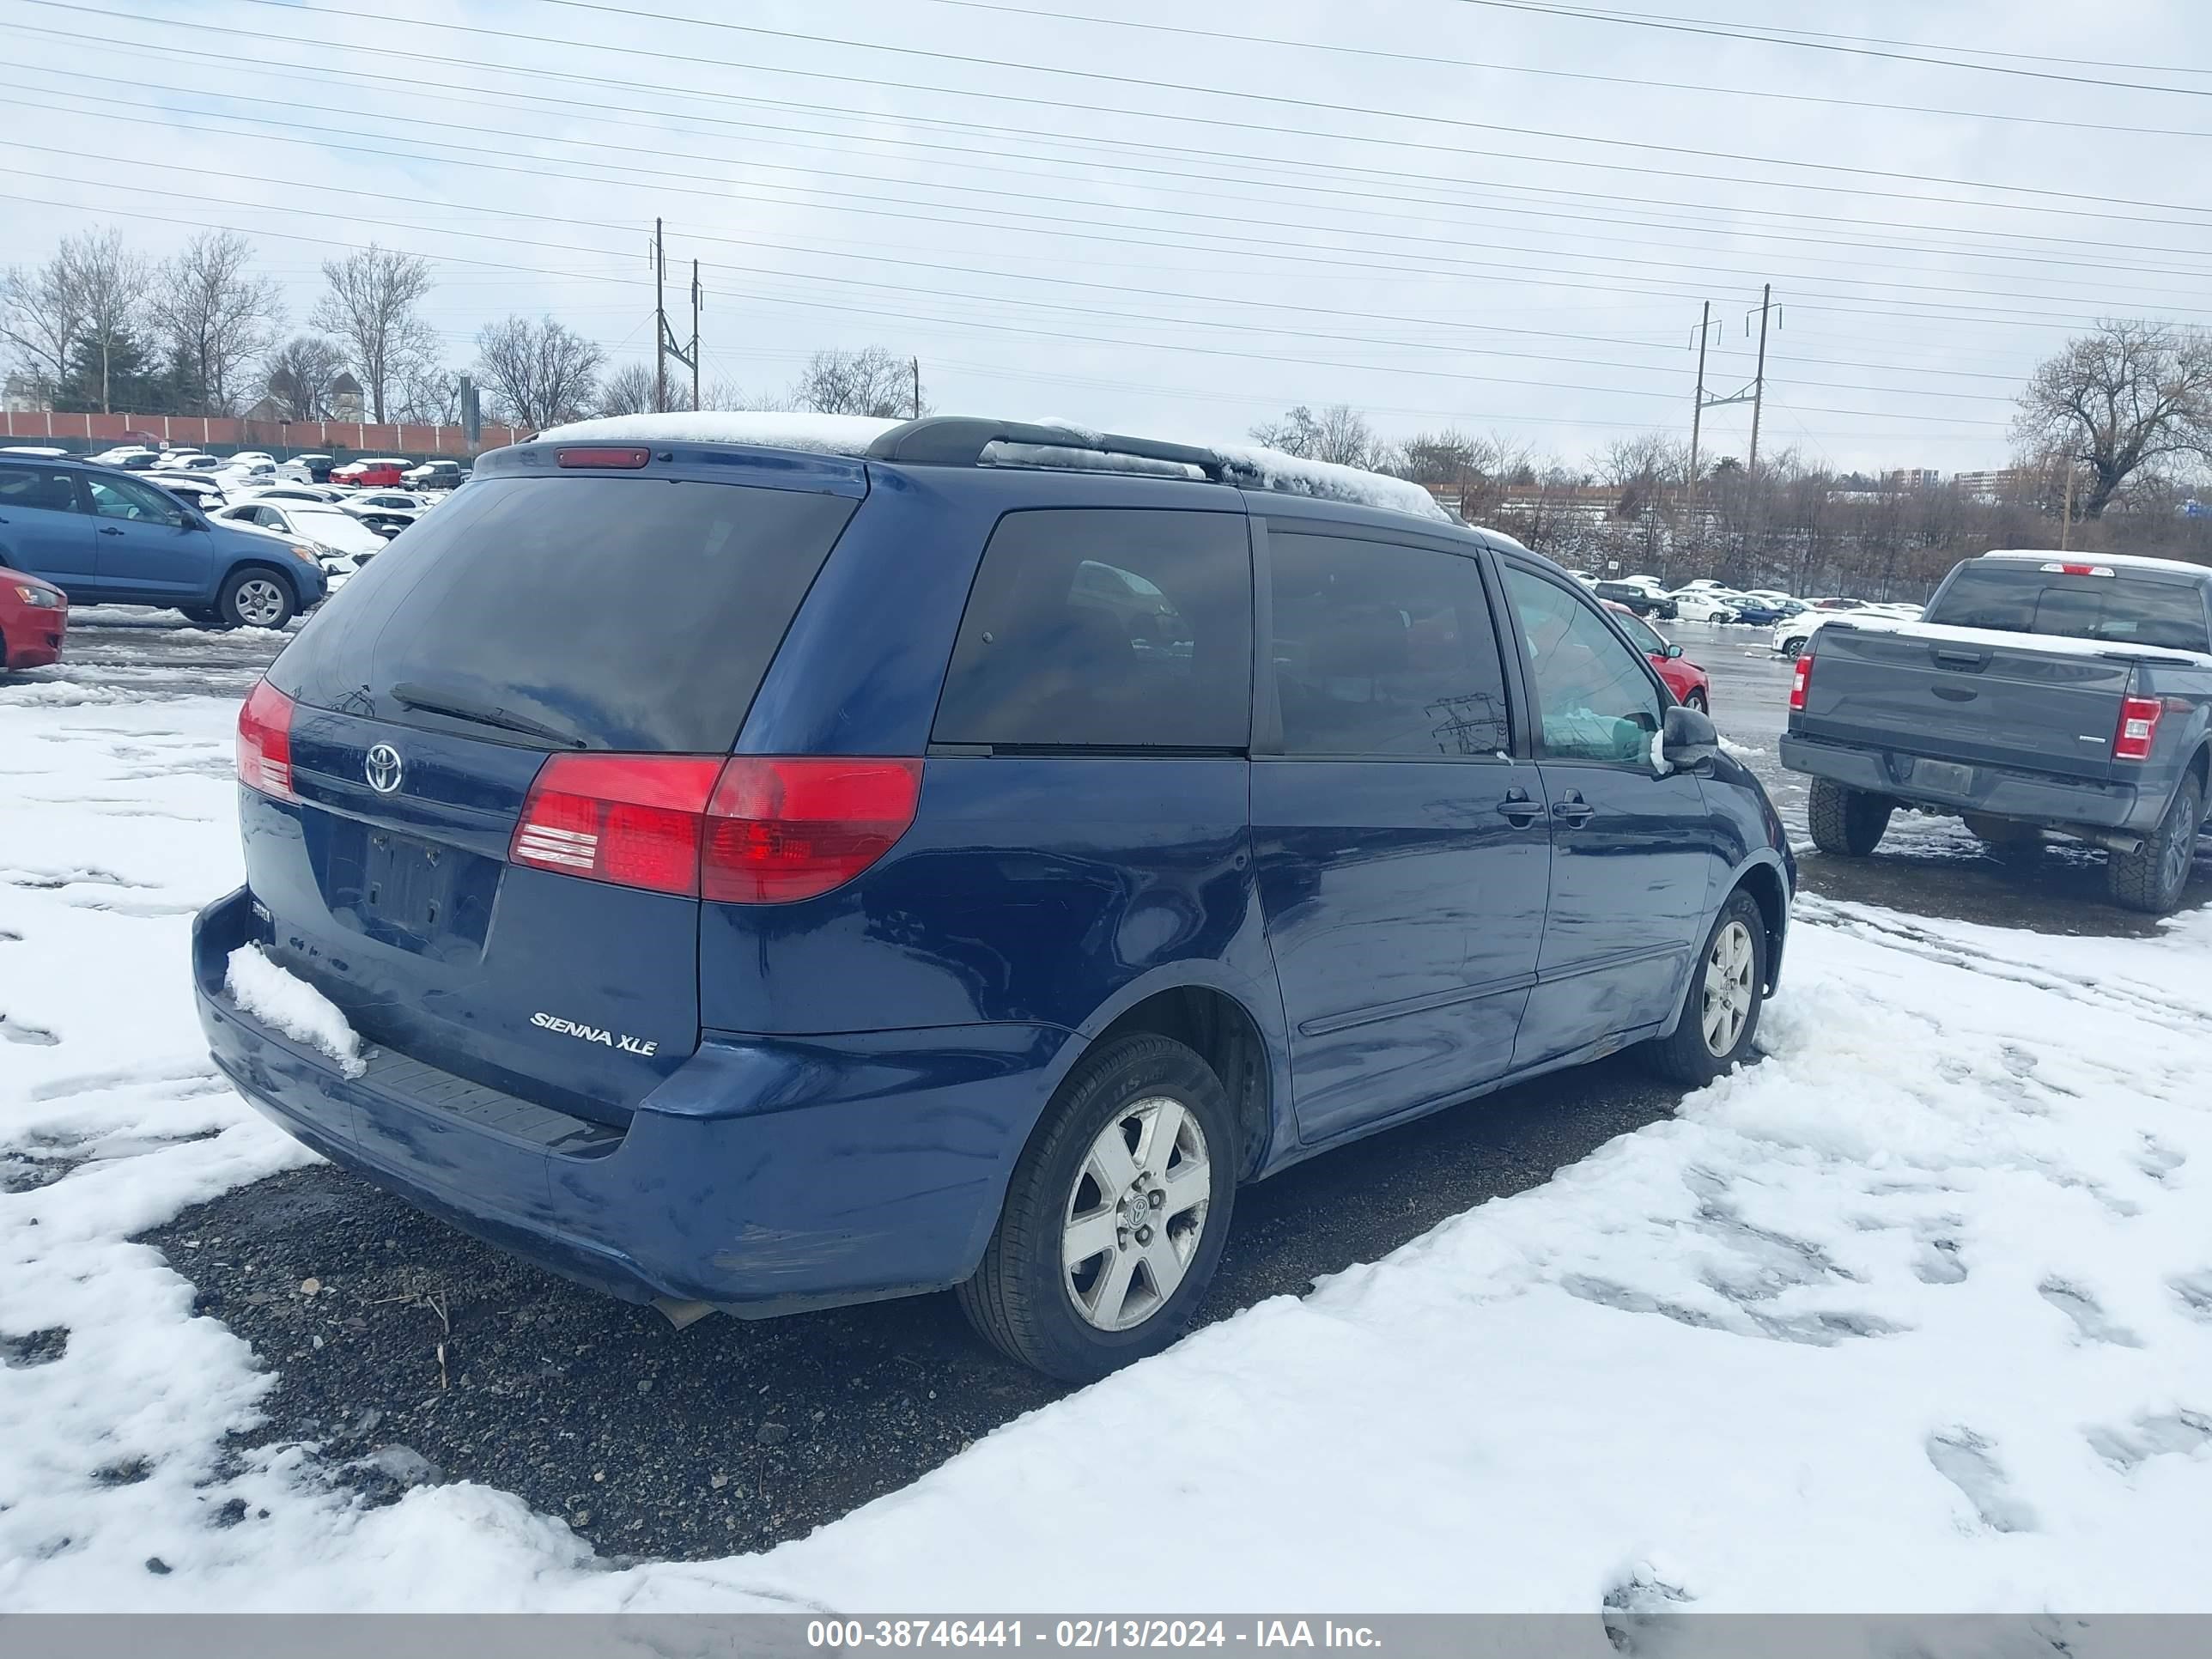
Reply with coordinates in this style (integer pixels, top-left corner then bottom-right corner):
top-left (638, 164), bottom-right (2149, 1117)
top-left (235, 579), bottom-right (286, 628)
top-left (1062, 1096), bottom-right (1212, 1332)
top-left (1701, 920), bottom-right (1756, 1057)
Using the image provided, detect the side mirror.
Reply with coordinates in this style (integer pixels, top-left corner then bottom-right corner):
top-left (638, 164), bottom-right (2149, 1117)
top-left (1662, 702), bottom-right (1719, 768)
top-left (1665, 643), bottom-right (1685, 659)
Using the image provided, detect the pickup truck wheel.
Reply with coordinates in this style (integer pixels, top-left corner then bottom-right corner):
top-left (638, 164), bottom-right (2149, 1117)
top-left (2108, 774), bottom-right (2203, 916)
top-left (957, 1034), bottom-right (1235, 1383)
top-left (1808, 778), bottom-right (1892, 857)
top-left (217, 568), bottom-right (295, 630)
top-left (1640, 890), bottom-right (1768, 1087)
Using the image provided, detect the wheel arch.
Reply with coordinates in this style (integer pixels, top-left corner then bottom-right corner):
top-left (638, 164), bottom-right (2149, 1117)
top-left (1726, 854), bottom-right (1791, 994)
top-left (222, 557), bottom-right (308, 605)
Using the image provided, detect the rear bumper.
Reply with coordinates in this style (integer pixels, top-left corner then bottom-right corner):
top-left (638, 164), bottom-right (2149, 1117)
top-left (192, 888), bottom-right (1073, 1315)
top-left (1780, 733), bottom-right (2154, 832)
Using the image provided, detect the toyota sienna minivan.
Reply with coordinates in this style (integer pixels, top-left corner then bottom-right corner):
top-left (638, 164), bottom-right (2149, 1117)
top-left (194, 416), bottom-right (1793, 1381)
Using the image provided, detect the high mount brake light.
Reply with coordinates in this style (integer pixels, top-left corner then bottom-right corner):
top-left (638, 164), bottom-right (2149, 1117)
top-left (236, 679), bottom-right (297, 801)
top-left (2039, 562), bottom-right (2114, 577)
top-left (2114, 696), bottom-right (2162, 763)
top-left (509, 754), bottom-right (923, 902)
top-left (556, 447), bottom-right (651, 470)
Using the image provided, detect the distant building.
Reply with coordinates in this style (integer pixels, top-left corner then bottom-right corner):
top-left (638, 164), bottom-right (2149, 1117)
top-left (3, 371), bottom-right (51, 413)
top-left (1883, 467), bottom-right (1942, 490)
top-left (240, 396), bottom-right (283, 422)
top-left (330, 372), bottom-right (364, 422)
top-left (1954, 468), bottom-right (2036, 502)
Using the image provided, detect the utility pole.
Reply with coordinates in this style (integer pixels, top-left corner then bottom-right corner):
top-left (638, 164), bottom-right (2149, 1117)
top-left (653, 218), bottom-right (667, 416)
top-left (1747, 283), bottom-right (1778, 477)
top-left (911, 356), bottom-right (921, 420)
top-left (1686, 300), bottom-right (1713, 550)
top-left (652, 219), bottom-right (700, 412)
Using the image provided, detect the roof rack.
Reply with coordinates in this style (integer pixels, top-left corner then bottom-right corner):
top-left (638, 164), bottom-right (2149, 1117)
top-left (865, 417), bottom-right (1261, 484)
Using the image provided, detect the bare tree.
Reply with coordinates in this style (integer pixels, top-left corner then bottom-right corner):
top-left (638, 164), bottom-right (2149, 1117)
top-left (0, 246), bottom-right (88, 403)
top-left (1248, 404), bottom-right (1378, 468)
top-left (310, 243), bottom-right (438, 422)
top-left (472, 314), bottom-right (604, 429)
top-left (57, 229), bottom-right (153, 414)
top-left (397, 360), bottom-right (463, 425)
top-left (150, 231), bottom-right (283, 416)
top-left (596, 360), bottom-right (673, 417)
top-left (788, 346), bottom-right (921, 418)
top-left (2014, 319), bottom-right (2212, 520)
top-left (261, 334), bottom-right (348, 421)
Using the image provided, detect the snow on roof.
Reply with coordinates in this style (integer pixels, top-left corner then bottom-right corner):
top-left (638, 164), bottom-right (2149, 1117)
top-left (536, 411), bottom-right (903, 453)
top-left (1832, 614), bottom-right (2212, 667)
top-left (1979, 550), bottom-right (2209, 576)
top-left (537, 412), bottom-right (1454, 524)
top-left (1197, 440), bottom-right (1454, 525)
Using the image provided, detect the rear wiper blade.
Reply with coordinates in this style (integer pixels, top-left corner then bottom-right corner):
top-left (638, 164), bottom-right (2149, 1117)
top-left (388, 681), bottom-right (590, 750)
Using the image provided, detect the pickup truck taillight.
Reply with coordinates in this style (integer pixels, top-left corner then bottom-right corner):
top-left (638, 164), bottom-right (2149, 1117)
top-left (2114, 696), bottom-right (2162, 763)
top-left (236, 680), bottom-right (298, 801)
top-left (1789, 654), bottom-right (1813, 713)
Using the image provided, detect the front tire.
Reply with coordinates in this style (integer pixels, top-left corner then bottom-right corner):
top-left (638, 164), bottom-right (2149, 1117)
top-left (216, 568), bottom-right (295, 630)
top-left (1683, 689), bottom-right (1708, 714)
top-left (1778, 635), bottom-right (1808, 656)
top-left (1641, 890), bottom-right (1769, 1087)
top-left (959, 1034), bottom-right (1236, 1382)
top-left (1808, 778), bottom-right (1892, 857)
top-left (2108, 775), bottom-right (2203, 916)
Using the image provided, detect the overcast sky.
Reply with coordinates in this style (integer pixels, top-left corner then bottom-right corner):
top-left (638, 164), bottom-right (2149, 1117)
top-left (3, 0), bottom-right (2209, 473)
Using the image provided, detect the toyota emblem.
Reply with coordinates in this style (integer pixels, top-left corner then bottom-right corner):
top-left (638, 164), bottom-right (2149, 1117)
top-left (364, 743), bottom-right (404, 795)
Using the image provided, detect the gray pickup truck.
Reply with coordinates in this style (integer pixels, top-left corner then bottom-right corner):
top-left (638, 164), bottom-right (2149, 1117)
top-left (1781, 550), bottom-right (2212, 914)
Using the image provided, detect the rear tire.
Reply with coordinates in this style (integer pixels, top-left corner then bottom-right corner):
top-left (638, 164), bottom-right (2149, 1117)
top-left (2108, 775), bottom-right (2203, 916)
top-left (1808, 778), bottom-right (1892, 857)
top-left (216, 568), bottom-right (295, 631)
top-left (958, 1034), bottom-right (1236, 1383)
top-left (1641, 890), bottom-right (1769, 1087)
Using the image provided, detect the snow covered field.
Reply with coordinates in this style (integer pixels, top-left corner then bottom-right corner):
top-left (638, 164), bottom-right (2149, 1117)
top-left (3, 672), bottom-right (2210, 1620)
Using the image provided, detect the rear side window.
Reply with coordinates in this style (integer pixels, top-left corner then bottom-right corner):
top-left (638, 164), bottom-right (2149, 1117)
top-left (933, 508), bottom-right (1252, 749)
top-left (1926, 564), bottom-right (2210, 653)
top-left (1267, 532), bottom-right (1511, 757)
top-left (269, 476), bottom-right (859, 753)
top-left (0, 463), bottom-right (82, 514)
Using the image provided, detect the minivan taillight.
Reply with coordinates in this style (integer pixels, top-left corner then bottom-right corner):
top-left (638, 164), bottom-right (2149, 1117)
top-left (703, 757), bottom-right (924, 904)
top-left (2114, 696), bottom-right (2162, 763)
top-left (510, 754), bottom-right (725, 896)
top-left (1789, 653), bottom-right (1813, 713)
top-left (237, 680), bottom-right (297, 800)
top-left (508, 754), bottom-right (923, 902)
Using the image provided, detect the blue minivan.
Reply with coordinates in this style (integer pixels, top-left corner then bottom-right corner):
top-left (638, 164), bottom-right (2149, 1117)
top-left (192, 418), bottom-right (1793, 1380)
top-left (0, 456), bottom-right (329, 627)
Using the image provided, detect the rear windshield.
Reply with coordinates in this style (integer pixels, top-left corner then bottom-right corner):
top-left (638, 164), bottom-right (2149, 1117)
top-left (269, 476), bottom-right (858, 751)
top-left (1926, 564), bottom-right (2210, 653)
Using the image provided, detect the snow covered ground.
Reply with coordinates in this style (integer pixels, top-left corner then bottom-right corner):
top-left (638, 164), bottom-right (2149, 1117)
top-left (3, 673), bottom-right (2210, 1620)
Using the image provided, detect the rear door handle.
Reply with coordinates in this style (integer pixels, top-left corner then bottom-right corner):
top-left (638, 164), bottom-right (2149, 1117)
top-left (1552, 793), bottom-right (1596, 827)
top-left (98, 525), bottom-right (124, 536)
top-left (1495, 791), bottom-right (1543, 826)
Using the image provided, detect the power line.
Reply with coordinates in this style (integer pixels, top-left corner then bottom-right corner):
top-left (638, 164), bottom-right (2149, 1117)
top-left (0, 179), bottom-right (2013, 427)
top-left (31, 0), bottom-right (2212, 230)
top-left (1443, 0), bottom-right (2212, 97)
top-left (912, 0), bottom-right (2212, 143)
top-left (18, 12), bottom-right (2212, 273)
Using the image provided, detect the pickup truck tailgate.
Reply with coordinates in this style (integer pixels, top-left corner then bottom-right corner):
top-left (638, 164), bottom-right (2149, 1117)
top-left (1799, 625), bottom-right (2133, 782)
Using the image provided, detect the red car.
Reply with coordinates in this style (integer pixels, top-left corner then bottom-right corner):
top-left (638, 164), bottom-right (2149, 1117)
top-left (1, 564), bottom-right (67, 672)
top-left (330, 459), bottom-right (409, 488)
top-left (1604, 599), bottom-right (1709, 713)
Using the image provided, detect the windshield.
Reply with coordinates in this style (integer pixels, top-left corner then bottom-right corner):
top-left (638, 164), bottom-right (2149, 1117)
top-left (1926, 564), bottom-right (2209, 653)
